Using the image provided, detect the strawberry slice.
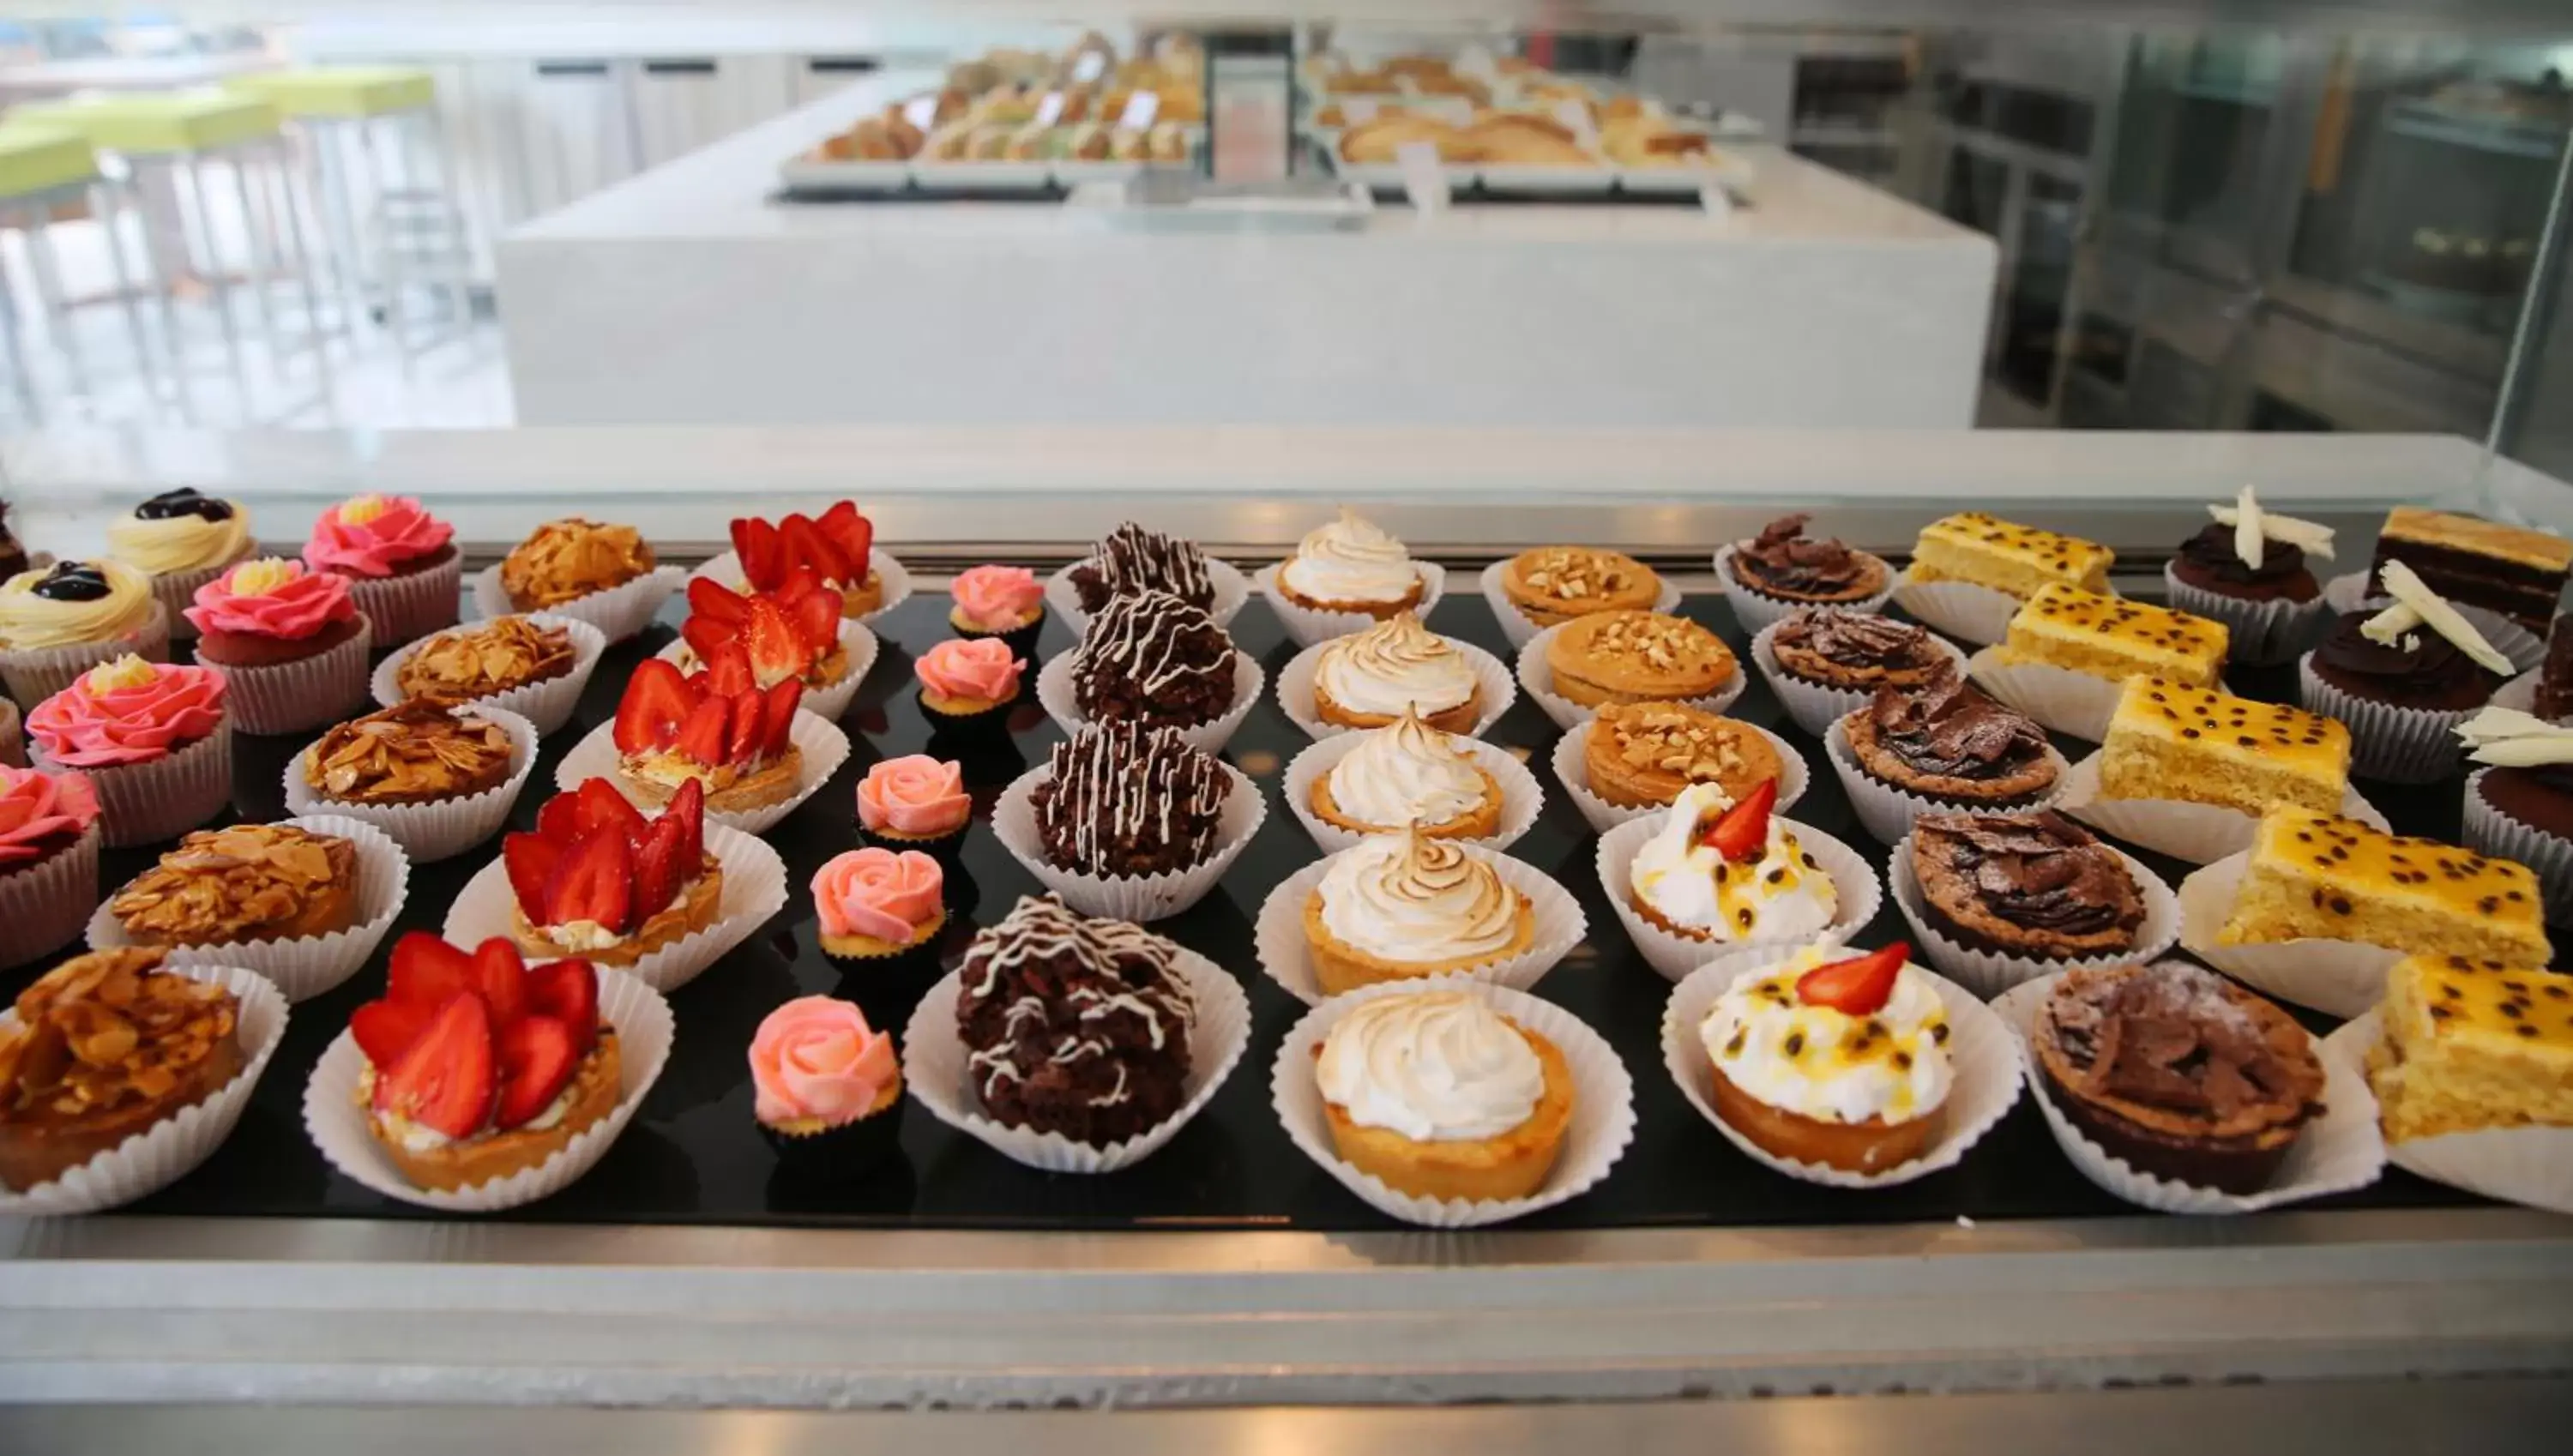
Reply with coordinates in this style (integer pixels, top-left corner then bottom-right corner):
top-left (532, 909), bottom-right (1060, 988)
top-left (780, 513), bottom-right (853, 586)
top-left (725, 687), bottom-right (766, 764)
top-left (574, 777), bottom-right (648, 846)
top-left (817, 500), bottom-right (873, 572)
top-left (372, 992), bottom-right (495, 1139)
top-left (664, 778), bottom-right (706, 867)
top-left (494, 1015), bottom-right (581, 1129)
top-left (700, 638), bottom-right (756, 698)
top-left (613, 659), bottom-right (694, 756)
top-left (787, 581), bottom-right (841, 656)
top-left (534, 789), bottom-right (583, 845)
top-left (526, 960), bottom-right (600, 1051)
top-left (470, 936), bottom-right (530, 1026)
top-left (673, 694), bottom-right (731, 768)
top-left (681, 611), bottom-right (734, 667)
top-left (385, 930), bottom-right (476, 1008)
top-left (732, 516), bottom-right (785, 591)
top-left (502, 832), bottom-right (563, 920)
top-left (631, 812), bottom-right (687, 922)
top-left (545, 829), bottom-right (633, 935)
top-left (686, 575), bottom-right (749, 627)
top-left (351, 997), bottom-right (435, 1068)
top-left (1696, 779), bottom-right (1778, 863)
top-left (741, 596), bottom-right (810, 688)
top-left (760, 677), bottom-right (803, 759)
top-left (1793, 943), bottom-right (1910, 1016)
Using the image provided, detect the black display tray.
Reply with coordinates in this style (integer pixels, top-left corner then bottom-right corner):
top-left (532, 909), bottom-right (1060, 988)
top-left (35, 581), bottom-right (2497, 1231)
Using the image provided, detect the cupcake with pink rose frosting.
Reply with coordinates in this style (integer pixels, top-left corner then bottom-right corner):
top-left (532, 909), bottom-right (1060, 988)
top-left (813, 846), bottom-right (947, 988)
top-left (301, 493), bottom-right (461, 646)
top-left (750, 993), bottom-right (903, 1176)
top-left (0, 763), bottom-right (102, 969)
top-left (185, 557), bottom-right (372, 735)
top-left (27, 655), bottom-right (231, 847)
top-left (856, 754), bottom-right (972, 857)
top-left (949, 565), bottom-right (1048, 659)
top-left (915, 637), bottom-right (1025, 734)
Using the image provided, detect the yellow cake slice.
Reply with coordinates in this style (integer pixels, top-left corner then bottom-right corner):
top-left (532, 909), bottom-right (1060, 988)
top-left (1990, 584), bottom-right (2229, 688)
top-left (2217, 807), bottom-right (2550, 966)
top-left (2367, 955), bottom-right (2573, 1142)
top-left (2097, 677), bottom-right (2350, 815)
top-left (1910, 512), bottom-right (2113, 600)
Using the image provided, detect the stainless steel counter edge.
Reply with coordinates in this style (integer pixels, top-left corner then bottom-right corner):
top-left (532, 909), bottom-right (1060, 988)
top-left (6, 1208), bottom-right (2570, 1407)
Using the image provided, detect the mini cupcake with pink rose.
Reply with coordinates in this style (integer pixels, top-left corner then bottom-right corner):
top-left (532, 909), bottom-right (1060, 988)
top-left (27, 655), bottom-right (231, 848)
top-left (185, 557), bottom-right (372, 736)
top-left (0, 763), bottom-right (102, 969)
top-left (750, 993), bottom-right (903, 1177)
top-left (301, 494), bottom-right (461, 646)
top-left (914, 638), bottom-right (1025, 735)
top-left (856, 754), bottom-right (971, 857)
top-left (949, 564), bottom-right (1048, 659)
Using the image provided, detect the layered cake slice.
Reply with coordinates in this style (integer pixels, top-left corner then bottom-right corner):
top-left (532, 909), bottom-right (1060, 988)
top-left (2367, 955), bottom-right (2573, 1142)
top-left (2369, 506), bottom-right (2573, 635)
top-left (2097, 677), bottom-right (2350, 816)
top-left (1992, 584), bottom-right (2229, 687)
top-left (2535, 611), bottom-right (2573, 720)
top-left (1909, 513), bottom-right (2112, 600)
top-left (2217, 806), bottom-right (2550, 966)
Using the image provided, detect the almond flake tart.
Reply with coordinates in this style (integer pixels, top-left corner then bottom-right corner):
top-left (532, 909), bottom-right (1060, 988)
top-left (0, 948), bottom-right (244, 1192)
top-left (306, 702), bottom-right (516, 808)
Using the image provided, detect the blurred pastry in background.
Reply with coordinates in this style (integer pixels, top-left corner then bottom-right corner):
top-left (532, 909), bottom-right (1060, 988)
top-left (1601, 116), bottom-right (1716, 167)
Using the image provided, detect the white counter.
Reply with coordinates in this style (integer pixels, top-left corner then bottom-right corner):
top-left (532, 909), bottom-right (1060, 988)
top-left (496, 75), bottom-right (1997, 430)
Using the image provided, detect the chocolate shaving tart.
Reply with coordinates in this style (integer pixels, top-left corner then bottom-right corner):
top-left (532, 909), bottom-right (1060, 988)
top-left (955, 894), bottom-right (1196, 1146)
top-left (0, 948), bottom-right (244, 1192)
top-left (1070, 588), bottom-right (1238, 728)
top-left (1770, 609), bottom-right (1949, 691)
top-left (1910, 811), bottom-right (2144, 960)
top-left (1070, 522), bottom-right (1214, 614)
top-left (1845, 666), bottom-right (2058, 803)
top-left (306, 701), bottom-right (516, 806)
top-left (110, 824), bottom-right (361, 948)
top-left (1032, 723), bottom-right (1231, 879)
top-left (1728, 514), bottom-right (1886, 603)
top-left (395, 615), bottom-right (576, 701)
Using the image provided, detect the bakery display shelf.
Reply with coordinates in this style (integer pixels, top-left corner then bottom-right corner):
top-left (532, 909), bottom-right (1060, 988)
top-left (13, 571), bottom-right (2516, 1236)
top-left (771, 182), bottom-right (1071, 205)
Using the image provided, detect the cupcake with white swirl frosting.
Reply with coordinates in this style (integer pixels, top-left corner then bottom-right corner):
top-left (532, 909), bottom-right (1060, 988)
top-left (106, 489), bottom-right (255, 641)
top-left (1302, 824), bottom-right (1535, 996)
top-left (1278, 509), bottom-right (1426, 618)
top-left (1310, 706), bottom-right (1504, 839)
top-left (1312, 611), bottom-right (1482, 733)
top-left (1314, 988), bottom-right (1575, 1202)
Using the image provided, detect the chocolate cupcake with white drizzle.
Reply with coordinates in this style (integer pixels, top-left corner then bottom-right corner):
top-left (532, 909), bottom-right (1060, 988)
top-left (1070, 588), bottom-right (1238, 729)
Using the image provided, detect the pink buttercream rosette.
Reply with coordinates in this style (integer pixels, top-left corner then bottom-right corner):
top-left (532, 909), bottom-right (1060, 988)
top-left (303, 495), bottom-right (461, 644)
top-left (184, 561), bottom-right (373, 736)
top-left (27, 660), bottom-right (232, 847)
top-left (0, 764), bottom-right (102, 969)
top-left (815, 847), bottom-right (946, 947)
top-left (752, 994), bottom-right (901, 1129)
top-left (856, 755), bottom-right (971, 852)
top-left (915, 637), bottom-right (1025, 725)
top-left (949, 564), bottom-right (1047, 650)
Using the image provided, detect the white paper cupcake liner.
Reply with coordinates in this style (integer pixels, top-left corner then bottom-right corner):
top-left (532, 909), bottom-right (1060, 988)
top-left (1255, 561), bottom-right (1449, 647)
top-left (1253, 844), bottom-right (1588, 1006)
top-left (1748, 617), bottom-right (1969, 737)
top-left (1046, 555), bottom-right (1251, 636)
top-left (285, 705), bottom-right (540, 864)
top-left (1998, 971), bottom-right (2386, 1213)
top-left (1476, 558), bottom-right (1685, 653)
top-left (656, 617), bottom-right (880, 726)
top-left (1276, 635), bottom-right (1516, 743)
top-left (301, 966), bottom-right (672, 1211)
top-left (1710, 544), bottom-right (1896, 636)
top-left (473, 563), bottom-right (684, 647)
top-left (148, 551), bottom-right (251, 643)
top-left (1281, 730), bottom-right (1544, 854)
top-left (1889, 571), bottom-right (2019, 647)
top-left (1552, 717), bottom-right (1808, 834)
top-left (2160, 564), bottom-right (2333, 668)
top-left (371, 612), bottom-right (607, 739)
top-left (1661, 946), bottom-right (2021, 1188)
top-left (1888, 834), bottom-right (2180, 999)
top-left (0, 598), bottom-right (171, 707)
top-left (341, 553), bottom-right (463, 646)
top-left (690, 547), bottom-right (914, 625)
top-left (1035, 647), bottom-right (1266, 757)
top-left (554, 709), bottom-right (850, 839)
top-left (87, 815), bottom-right (411, 1002)
top-left (2296, 653), bottom-right (2474, 785)
top-left (1964, 648), bottom-right (2124, 743)
top-left (0, 820), bottom-right (98, 970)
top-left (443, 821), bottom-right (787, 995)
top-left (1597, 815), bottom-right (1882, 983)
top-left (2055, 750), bottom-right (2389, 866)
top-left (0, 698), bottom-right (21, 767)
top-left (2325, 1010), bottom-right (2573, 1215)
top-left (1821, 717), bottom-right (2071, 846)
top-left (0, 964), bottom-right (287, 1216)
top-left (2175, 851), bottom-right (2402, 1018)
top-left (37, 718), bottom-right (232, 849)
top-left (2322, 570), bottom-right (2546, 673)
top-left (2461, 768), bottom-right (2573, 921)
top-left (1515, 623), bottom-right (1749, 732)
top-left (902, 945), bottom-right (1248, 1176)
top-left (1271, 978), bottom-right (1636, 1228)
top-left (204, 616), bottom-right (374, 737)
top-left (990, 761), bottom-right (1267, 923)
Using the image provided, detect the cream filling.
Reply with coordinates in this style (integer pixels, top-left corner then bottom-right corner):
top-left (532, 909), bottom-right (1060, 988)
top-left (1699, 948), bottom-right (1952, 1125)
top-left (1630, 783), bottom-right (1837, 942)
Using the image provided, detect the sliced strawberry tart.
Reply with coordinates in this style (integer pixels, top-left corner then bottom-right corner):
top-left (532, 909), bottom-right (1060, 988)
top-left (503, 777), bottom-right (722, 966)
top-left (678, 574), bottom-right (847, 691)
top-left (611, 657), bottom-right (804, 814)
top-left (730, 501), bottom-right (883, 617)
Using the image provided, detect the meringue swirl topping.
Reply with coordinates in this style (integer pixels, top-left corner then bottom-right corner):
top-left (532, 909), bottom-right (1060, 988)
top-left (1281, 508), bottom-right (1419, 605)
top-left (1315, 611), bottom-right (1478, 718)
top-left (1317, 990), bottom-right (1544, 1142)
top-left (1327, 707), bottom-right (1490, 829)
top-left (1318, 825), bottom-right (1522, 965)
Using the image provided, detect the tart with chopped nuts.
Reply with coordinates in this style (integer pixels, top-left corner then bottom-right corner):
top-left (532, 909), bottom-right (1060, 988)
top-left (0, 948), bottom-right (245, 1192)
top-left (1498, 546), bottom-right (1661, 629)
top-left (1585, 701), bottom-right (1784, 809)
top-left (304, 702), bottom-right (517, 808)
top-left (1545, 610), bottom-right (1738, 707)
top-left (108, 823), bottom-right (361, 948)
top-left (393, 615), bottom-right (576, 704)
